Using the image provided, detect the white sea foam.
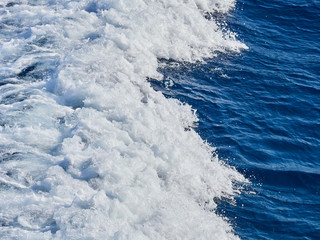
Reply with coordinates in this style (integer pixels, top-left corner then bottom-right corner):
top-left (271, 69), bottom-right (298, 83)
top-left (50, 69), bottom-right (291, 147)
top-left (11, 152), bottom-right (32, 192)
top-left (0, 0), bottom-right (247, 239)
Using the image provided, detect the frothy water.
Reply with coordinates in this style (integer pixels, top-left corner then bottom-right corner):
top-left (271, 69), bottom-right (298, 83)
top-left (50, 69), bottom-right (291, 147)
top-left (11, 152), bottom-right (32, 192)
top-left (0, 0), bottom-right (247, 239)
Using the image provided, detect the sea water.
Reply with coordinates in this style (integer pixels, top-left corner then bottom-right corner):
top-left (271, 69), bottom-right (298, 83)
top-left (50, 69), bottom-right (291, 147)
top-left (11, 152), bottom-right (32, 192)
top-left (0, 0), bottom-right (319, 239)
top-left (0, 0), bottom-right (247, 239)
top-left (153, 0), bottom-right (320, 239)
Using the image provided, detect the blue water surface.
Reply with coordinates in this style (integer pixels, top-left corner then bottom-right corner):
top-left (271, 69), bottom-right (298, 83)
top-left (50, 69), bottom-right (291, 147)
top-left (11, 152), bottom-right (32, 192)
top-left (152, 0), bottom-right (320, 239)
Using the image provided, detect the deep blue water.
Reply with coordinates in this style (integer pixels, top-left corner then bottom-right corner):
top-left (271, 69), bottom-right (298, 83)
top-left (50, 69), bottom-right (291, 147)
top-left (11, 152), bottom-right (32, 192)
top-left (152, 0), bottom-right (320, 239)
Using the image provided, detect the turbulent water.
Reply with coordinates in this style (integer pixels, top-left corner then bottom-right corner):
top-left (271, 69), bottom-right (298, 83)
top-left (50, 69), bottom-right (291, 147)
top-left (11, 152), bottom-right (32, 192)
top-left (0, 0), bottom-right (248, 239)
top-left (1, 0), bottom-right (319, 239)
top-left (153, 0), bottom-right (320, 239)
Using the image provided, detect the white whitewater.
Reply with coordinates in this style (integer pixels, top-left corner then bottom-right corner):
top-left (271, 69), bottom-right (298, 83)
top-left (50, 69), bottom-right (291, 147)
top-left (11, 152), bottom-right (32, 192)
top-left (0, 0), bottom-right (247, 239)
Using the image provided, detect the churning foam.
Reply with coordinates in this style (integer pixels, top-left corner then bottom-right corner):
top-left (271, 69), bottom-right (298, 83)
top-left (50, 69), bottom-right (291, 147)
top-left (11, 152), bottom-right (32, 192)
top-left (0, 0), bottom-right (247, 239)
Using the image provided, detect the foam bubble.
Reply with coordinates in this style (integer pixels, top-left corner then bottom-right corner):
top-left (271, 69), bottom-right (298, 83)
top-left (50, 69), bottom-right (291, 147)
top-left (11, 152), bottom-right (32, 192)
top-left (0, 0), bottom-right (247, 239)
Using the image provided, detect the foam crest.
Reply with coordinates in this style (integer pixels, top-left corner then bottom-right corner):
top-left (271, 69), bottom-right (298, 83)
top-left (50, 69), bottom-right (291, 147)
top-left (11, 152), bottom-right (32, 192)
top-left (0, 0), bottom-right (247, 239)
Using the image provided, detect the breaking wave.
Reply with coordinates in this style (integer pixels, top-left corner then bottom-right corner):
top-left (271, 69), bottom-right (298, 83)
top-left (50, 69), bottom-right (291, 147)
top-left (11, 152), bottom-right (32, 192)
top-left (0, 0), bottom-right (247, 239)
